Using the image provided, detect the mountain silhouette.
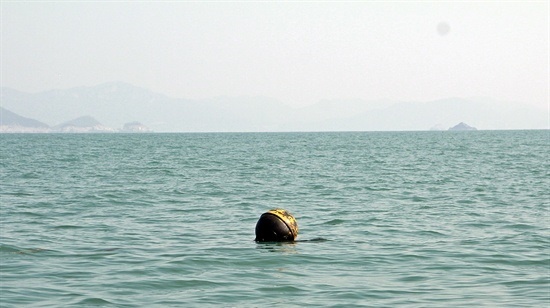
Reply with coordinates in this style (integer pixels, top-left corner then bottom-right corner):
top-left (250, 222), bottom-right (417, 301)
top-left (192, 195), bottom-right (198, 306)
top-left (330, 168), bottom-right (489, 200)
top-left (1, 82), bottom-right (546, 132)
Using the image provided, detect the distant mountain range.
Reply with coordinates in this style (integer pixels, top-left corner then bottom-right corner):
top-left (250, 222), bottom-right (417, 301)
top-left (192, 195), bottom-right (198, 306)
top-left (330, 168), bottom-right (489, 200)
top-left (1, 82), bottom-right (547, 132)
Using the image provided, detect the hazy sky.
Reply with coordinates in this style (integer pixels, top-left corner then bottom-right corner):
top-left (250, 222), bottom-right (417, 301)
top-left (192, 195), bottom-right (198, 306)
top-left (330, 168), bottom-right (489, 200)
top-left (1, 1), bottom-right (548, 108)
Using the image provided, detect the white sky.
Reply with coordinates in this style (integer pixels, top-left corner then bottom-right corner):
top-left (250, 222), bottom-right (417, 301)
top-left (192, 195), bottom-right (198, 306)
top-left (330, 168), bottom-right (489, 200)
top-left (1, 1), bottom-right (548, 108)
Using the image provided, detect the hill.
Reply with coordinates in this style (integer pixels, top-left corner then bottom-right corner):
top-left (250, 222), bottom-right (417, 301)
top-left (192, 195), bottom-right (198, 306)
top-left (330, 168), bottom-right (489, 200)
top-left (0, 107), bottom-right (50, 132)
top-left (54, 116), bottom-right (115, 133)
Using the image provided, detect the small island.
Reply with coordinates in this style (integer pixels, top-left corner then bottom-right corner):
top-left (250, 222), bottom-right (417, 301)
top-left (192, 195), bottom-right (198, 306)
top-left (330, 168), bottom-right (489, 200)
top-left (448, 122), bottom-right (477, 131)
top-left (54, 116), bottom-right (115, 133)
top-left (121, 122), bottom-right (152, 133)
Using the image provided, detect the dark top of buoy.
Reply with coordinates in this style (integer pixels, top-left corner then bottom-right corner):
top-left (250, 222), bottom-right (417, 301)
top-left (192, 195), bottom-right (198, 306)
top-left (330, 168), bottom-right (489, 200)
top-left (255, 209), bottom-right (298, 242)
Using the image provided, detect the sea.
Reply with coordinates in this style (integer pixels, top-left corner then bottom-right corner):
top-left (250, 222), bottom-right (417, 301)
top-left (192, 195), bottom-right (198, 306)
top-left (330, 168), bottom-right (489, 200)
top-left (1, 130), bottom-right (548, 307)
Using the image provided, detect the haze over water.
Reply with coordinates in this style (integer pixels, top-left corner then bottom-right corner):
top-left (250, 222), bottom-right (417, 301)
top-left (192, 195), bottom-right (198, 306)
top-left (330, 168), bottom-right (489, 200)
top-left (1, 131), bottom-right (548, 307)
top-left (2, 2), bottom-right (548, 110)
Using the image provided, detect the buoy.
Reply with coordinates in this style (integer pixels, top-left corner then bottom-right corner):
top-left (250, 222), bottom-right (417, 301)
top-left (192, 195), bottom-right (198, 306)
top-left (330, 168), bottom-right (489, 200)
top-left (255, 209), bottom-right (298, 242)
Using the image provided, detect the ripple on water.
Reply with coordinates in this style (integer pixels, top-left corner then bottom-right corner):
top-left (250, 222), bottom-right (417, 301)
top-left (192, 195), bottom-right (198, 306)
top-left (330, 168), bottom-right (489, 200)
top-left (1, 131), bottom-right (548, 307)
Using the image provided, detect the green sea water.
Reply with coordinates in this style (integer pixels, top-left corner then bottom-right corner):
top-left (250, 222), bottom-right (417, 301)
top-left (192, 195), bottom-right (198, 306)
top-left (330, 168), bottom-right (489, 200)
top-left (1, 131), bottom-right (549, 307)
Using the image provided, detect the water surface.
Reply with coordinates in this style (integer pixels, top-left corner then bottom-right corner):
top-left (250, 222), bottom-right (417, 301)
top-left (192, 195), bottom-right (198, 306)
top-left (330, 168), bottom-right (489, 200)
top-left (1, 131), bottom-right (548, 307)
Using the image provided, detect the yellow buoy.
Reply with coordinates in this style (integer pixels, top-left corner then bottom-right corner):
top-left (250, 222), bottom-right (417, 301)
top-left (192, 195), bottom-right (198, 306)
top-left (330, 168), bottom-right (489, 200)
top-left (255, 209), bottom-right (298, 242)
